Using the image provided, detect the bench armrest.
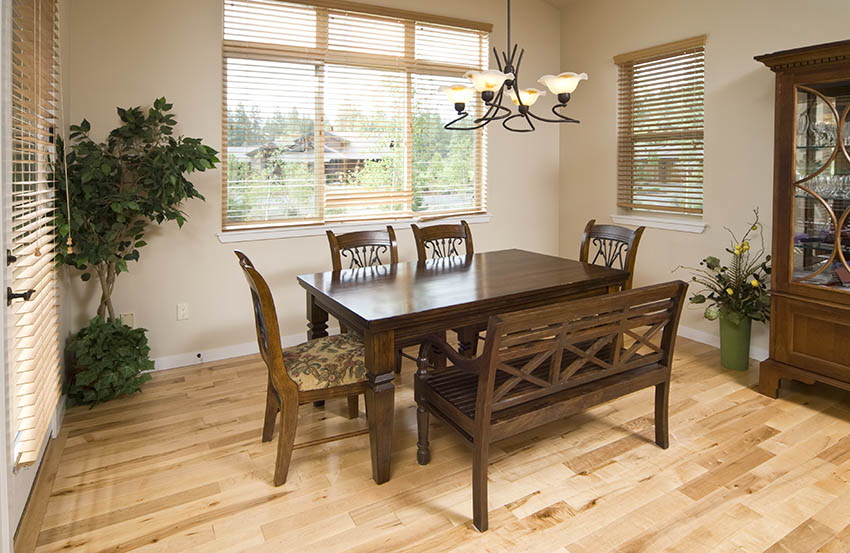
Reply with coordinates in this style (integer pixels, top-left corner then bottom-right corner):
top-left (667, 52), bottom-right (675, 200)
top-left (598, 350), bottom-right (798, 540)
top-left (417, 334), bottom-right (481, 374)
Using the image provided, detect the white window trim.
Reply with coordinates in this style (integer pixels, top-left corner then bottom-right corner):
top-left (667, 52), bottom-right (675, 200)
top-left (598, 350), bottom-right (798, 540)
top-left (610, 213), bottom-right (706, 234)
top-left (217, 212), bottom-right (491, 243)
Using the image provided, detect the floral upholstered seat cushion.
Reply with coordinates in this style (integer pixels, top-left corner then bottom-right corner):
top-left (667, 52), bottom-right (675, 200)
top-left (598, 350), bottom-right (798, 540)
top-left (282, 333), bottom-right (367, 391)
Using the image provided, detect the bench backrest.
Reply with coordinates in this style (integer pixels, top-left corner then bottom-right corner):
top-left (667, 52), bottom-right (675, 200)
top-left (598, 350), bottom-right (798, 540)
top-left (474, 280), bottom-right (688, 425)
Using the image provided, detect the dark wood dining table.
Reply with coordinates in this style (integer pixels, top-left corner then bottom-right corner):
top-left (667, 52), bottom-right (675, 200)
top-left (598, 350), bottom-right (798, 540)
top-left (297, 248), bottom-right (628, 484)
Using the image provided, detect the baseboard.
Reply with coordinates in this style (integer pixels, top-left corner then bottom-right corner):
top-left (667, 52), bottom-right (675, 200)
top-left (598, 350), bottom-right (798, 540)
top-left (151, 327), bottom-right (341, 372)
top-left (152, 324), bottom-right (766, 373)
top-left (678, 325), bottom-right (769, 362)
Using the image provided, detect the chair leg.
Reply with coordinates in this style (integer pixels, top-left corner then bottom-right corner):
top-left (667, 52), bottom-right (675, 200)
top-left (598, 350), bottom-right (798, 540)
top-left (262, 376), bottom-right (279, 443)
top-left (416, 404), bottom-right (431, 465)
top-left (347, 395), bottom-right (359, 419)
top-left (472, 438), bottom-right (489, 532)
top-left (394, 349), bottom-right (403, 374)
top-left (655, 379), bottom-right (670, 449)
top-left (273, 396), bottom-right (299, 486)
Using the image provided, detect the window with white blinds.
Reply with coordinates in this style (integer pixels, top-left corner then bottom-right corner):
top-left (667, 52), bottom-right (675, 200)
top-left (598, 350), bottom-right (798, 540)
top-left (222, 0), bottom-right (490, 230)
top-left (10, 0), bottom-right (62, 467)
top-left (615, 36), bottom-right (705, 215)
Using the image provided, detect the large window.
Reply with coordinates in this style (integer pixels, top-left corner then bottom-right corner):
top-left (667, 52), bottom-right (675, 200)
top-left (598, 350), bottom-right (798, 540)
top-left (222, 0), bottom-right (490, 230)
top-left (615, 36), bottom-right (705, 215)
top-left (10, 0), bottom-right (62, 467)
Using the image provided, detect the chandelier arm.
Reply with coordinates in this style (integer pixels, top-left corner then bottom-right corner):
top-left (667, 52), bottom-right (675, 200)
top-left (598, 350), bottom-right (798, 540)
top-left (474, 101), bottom-right (511, 123)
top-left (444, 111), bottom-right (490, 131)
top-left (526, 105), bottom-right (580, 124)
top-left (493, 47), bottom-right (503, 72)
top-left (502, 112), bottom-right (535, 133)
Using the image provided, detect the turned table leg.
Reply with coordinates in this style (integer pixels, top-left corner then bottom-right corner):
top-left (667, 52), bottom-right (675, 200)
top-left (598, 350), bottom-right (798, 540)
top-left (307, 293), bottom-right (329, 408)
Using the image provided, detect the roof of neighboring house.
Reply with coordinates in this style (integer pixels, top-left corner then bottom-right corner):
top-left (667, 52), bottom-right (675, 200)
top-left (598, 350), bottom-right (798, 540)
top-left (227, 131), bottom-right (393, 163)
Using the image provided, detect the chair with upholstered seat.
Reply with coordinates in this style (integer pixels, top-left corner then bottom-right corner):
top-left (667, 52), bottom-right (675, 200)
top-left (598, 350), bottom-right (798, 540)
top-left (579, 219), bottom-right (646, 290)
top-left (235, 250), bottom-right (368, 486)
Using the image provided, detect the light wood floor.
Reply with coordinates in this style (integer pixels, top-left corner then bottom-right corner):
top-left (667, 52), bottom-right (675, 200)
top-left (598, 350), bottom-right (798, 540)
top-left (18, 337), bottom-right (850, 553)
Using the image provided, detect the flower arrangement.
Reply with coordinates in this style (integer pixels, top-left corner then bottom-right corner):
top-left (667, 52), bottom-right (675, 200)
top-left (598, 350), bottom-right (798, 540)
top-left (680, 209), bottom-right (772, 325)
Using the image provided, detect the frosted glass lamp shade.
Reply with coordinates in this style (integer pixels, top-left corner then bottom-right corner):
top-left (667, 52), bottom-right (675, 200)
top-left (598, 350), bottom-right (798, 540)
top-left (538, 72), bottom-right (588, 94)
top-left (508, 88), bottom-right (546, 106)
top-left (464, 70), bottom-right (509, 92)
top-left (440, 85), bottom-right (475, 104)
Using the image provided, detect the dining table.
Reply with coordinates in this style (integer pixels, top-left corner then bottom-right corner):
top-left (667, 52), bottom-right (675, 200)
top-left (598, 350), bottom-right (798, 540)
top-left (296, 248), bottom-right (629, 484)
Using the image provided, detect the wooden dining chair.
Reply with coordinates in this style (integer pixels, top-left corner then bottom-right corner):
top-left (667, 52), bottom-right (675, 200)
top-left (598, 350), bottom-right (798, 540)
top-left (235, 251), bottom-right (368, 486)
top-left (579, 219), bottom-right (646, 290)
top-left (414, 281), bottom-right (688, 531)
top-left (411, 220), bottom-right (474, 261)
top-left (411, 220), bottom-right (480, 356)
top-left (326, 226), bottom-right (398, 271)
top-left (325, 226), bottom-right (420, 374)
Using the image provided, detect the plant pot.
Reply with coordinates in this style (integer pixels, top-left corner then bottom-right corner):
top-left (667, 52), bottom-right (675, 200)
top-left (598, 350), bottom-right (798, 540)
top-left (719, 314), bottom-right (752, 371)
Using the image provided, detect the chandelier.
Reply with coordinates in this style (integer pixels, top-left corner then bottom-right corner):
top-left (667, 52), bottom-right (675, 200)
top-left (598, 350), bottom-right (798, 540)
top-left (440, 0), bottom-right (587, 133)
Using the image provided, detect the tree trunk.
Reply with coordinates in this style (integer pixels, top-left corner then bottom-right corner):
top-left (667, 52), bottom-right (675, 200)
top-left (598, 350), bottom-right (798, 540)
top-left (95, 262), bottom-right (117, 320)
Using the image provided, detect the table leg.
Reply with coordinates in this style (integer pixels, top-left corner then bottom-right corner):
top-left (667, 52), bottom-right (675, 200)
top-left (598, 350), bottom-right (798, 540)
top-left (456, 327), bottom-right (478, 357)
top-left (307, 293), bottom-right (329, 408)
top-left (306, 292), bottom-right (329, 340)
top-left (364, 330), bottom-right (395, 484)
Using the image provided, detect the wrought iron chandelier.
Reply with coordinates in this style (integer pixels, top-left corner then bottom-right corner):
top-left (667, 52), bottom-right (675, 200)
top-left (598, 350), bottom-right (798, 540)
top-left (440, 0), bottom-right (587, 133)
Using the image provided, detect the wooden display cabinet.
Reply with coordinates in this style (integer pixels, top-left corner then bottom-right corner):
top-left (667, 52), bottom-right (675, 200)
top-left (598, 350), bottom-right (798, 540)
top-left (756, 41), bottom-right (850, 397)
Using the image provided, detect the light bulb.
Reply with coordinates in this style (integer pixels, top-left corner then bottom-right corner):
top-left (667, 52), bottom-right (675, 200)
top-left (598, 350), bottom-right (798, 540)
top-left (463, 70), bottom-right (509, 92)
top-left (508, 88), bottom-right (546, 106)
top-left (440, 85), bottom-right (475, 104)
top-left (538, 72), bottom-right (588, 94)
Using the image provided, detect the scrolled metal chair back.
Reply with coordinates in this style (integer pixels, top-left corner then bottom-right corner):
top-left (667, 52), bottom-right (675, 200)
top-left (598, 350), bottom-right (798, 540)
top-left (327, 226), bottom-right (399, 271)
top-left (579, 219), bottom-right (645, 290)
top-left (411, 220), bottom-right (474, 262)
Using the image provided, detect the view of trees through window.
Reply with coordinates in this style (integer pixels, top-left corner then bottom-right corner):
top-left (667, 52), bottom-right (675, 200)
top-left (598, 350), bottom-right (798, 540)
top-left (222, 1), bottom-right (488, 228)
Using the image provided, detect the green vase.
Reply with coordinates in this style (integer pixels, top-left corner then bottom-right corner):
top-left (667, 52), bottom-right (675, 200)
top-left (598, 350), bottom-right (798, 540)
top-left (719, 314), bottom-right (752, 371)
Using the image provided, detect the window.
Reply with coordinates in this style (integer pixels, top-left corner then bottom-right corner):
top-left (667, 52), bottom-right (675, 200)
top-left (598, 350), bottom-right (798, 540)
top-left (10, 0), bottom-right (62, 467)
top-left (222, 0), bottom-right (491, 230)
top-left (615, 36), bottom-right (705, 215)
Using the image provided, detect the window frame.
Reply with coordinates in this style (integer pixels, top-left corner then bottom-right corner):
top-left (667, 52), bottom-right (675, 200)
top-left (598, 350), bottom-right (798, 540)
top-left (614, 35), bottom-right (706, 217)
top-left (220, 0), bottom-right (492, 232)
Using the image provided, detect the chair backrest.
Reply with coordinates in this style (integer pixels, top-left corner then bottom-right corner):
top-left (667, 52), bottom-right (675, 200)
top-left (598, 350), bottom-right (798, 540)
top-left (473, 280), bottom-right (687, 427)
top-left (579, 219), bottom-right (645, 290)
top-left (234, 251), bottom-right (296, 393)
top-left (327, 226), bottom-right (398, 271)
top-left (411, 220), bottom-right (474, 262)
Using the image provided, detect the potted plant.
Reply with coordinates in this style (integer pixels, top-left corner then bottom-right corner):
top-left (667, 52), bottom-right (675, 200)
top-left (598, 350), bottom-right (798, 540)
top-left (680, 210), bottom-right (771, 370)
top-left (54, 97), bottom-right (219, 405)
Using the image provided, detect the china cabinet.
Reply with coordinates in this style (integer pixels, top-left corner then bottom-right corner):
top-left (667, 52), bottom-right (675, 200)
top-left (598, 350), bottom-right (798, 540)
top-left (756, 41), bottom-right (850, 397)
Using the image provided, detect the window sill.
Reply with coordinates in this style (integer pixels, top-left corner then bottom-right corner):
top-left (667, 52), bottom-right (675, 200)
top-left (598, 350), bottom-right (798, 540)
top-left (610, 214), bottom-right (706, 234)
top-left (216, 214), bottom-right (492, 243)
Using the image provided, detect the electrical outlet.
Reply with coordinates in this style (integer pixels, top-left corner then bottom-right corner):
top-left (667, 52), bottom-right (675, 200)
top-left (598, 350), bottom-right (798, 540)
top-left (176, 302), bottom-right (189, 321)
top-left (120, 312), bottom-right (135, 327)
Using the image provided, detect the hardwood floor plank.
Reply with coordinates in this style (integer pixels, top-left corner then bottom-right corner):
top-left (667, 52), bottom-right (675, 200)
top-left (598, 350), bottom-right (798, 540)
top-left (15, 338), bottom-right (850, 552)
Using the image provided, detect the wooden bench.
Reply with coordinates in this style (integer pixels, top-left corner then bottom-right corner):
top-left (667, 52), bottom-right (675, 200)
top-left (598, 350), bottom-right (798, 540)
top-left (413, 280), bottom-right (688, 531)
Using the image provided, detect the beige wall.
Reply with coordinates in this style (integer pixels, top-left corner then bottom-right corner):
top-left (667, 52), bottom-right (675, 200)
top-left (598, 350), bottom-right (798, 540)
top-left (558, 0), bottom-right (850, 353)
top-left (65, 0), bottom-right (562, 361)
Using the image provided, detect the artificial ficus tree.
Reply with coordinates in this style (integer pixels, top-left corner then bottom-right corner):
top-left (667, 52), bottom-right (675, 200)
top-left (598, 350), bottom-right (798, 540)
top-left (54, 97), bottom-right (219, 319)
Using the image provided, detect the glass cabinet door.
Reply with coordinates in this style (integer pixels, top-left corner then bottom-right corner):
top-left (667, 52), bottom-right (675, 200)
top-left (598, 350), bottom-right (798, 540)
top-left (793, 82), bottom-right (850, 290)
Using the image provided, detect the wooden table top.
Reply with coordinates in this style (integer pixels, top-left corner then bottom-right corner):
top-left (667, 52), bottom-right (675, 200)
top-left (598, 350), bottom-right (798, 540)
top-left (297, 249), bottom-right (628, 330)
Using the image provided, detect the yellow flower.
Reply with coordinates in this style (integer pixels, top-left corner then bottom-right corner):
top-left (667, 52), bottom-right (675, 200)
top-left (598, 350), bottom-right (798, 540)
top-left (742, 241), bottom-right (750, 252)
top-left (750, 279), bottom-right (759, 287)
top-left (726, 288), bottom-right (734, 295)
top-left (752, 225), bottom-right (758, 231)
top-left (734, 247), bottom-right (742, 256)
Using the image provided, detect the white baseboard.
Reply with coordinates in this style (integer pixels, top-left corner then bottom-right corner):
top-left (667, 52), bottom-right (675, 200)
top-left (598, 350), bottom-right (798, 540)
top-left (151, 327), bottom-right (341, 371)
top-left (678, 325), bottom-right (769, 362)
top-left (152, 324), bottom-right (766, 373)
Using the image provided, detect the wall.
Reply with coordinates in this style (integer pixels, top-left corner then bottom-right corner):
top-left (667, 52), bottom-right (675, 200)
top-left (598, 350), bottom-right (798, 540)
top-left (65, 0), bottom-right (562, 363)
top-left (558, 0), bottom-right (850, 354)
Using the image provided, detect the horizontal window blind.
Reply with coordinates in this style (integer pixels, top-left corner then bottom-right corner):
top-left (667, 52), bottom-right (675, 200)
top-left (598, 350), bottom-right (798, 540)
top-left (615, 36), bottom-right (705, 215)
top-left (10, 0), bottom-right (62, 467)
top-left (222, 0), bottom-right (488, 230)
